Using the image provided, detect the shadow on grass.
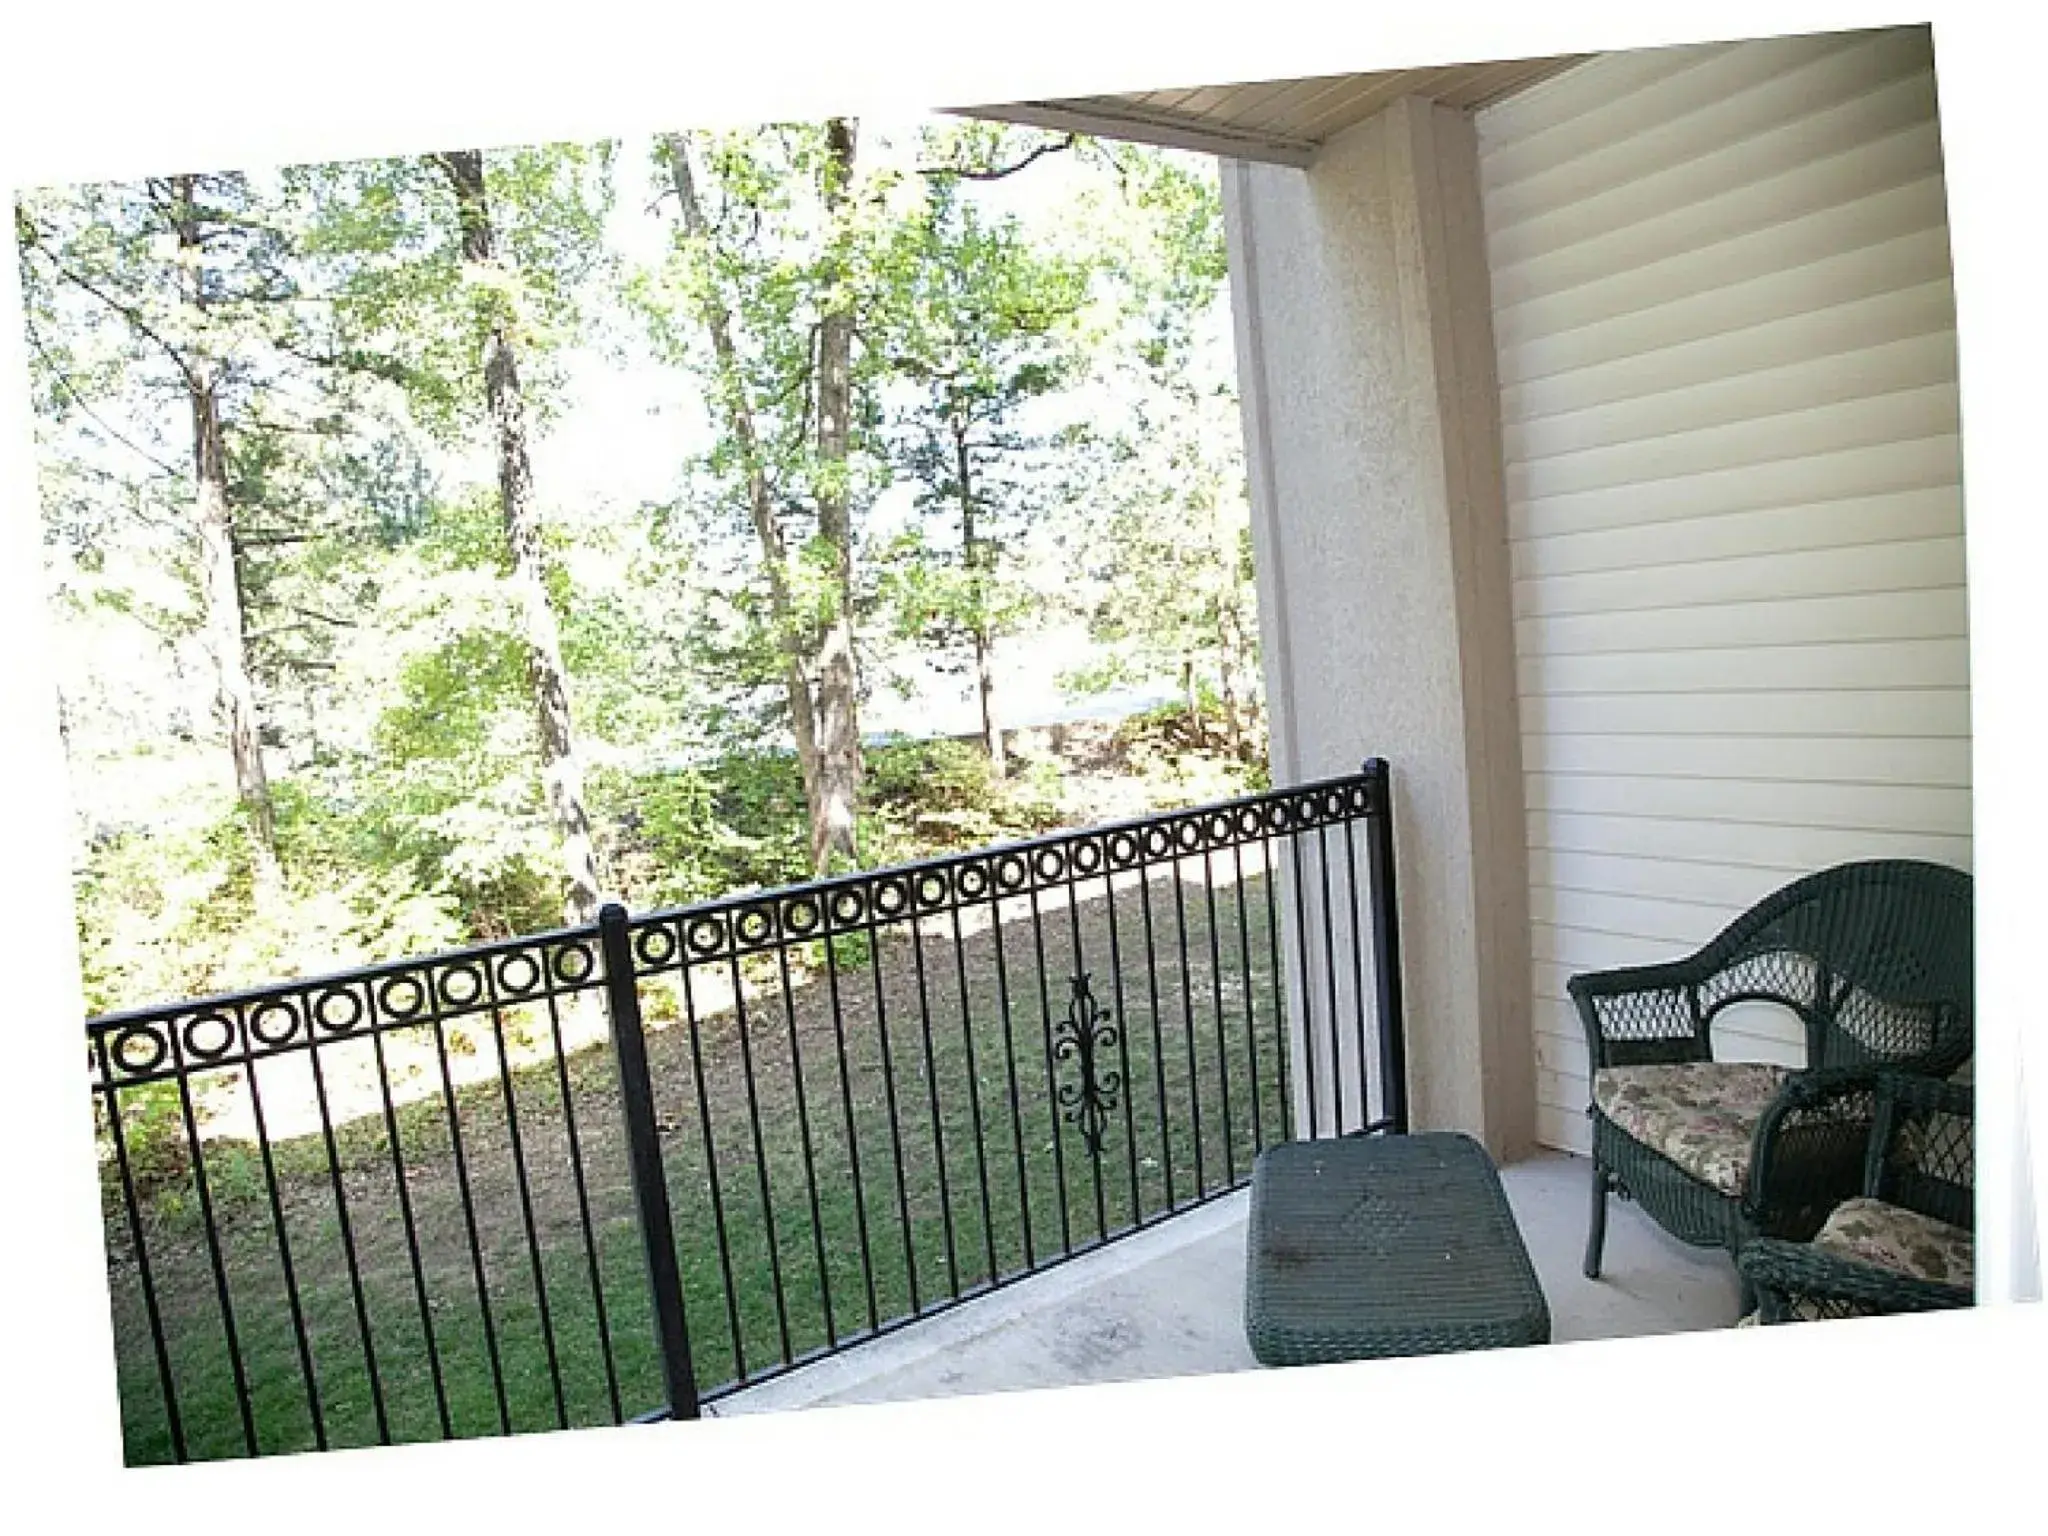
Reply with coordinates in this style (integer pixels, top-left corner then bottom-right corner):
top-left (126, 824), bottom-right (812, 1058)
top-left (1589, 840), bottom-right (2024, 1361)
top-left (100, 852), bottom-right (1323, 1464)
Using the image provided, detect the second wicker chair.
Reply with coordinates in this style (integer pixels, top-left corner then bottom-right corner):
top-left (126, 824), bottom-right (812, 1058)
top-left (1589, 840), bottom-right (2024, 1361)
top-left (1738, 1070), bottom-right (1973, 1322)
top-left (1569, 859), bottom-right (1973, 1311)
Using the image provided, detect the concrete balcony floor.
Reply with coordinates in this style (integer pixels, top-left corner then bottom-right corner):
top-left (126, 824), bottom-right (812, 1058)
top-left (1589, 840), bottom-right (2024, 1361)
top-left (718, 1148), bottom-right (1743, 1416)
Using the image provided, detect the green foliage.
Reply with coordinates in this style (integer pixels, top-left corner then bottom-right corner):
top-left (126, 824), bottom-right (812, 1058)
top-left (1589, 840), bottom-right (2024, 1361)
top-left (1052, 150), bottom-right (1262, 760)
top-left (35, 129), bottom-right (1282, 1477)
top-left (874, 162), bottom-right (1093, 673)
top-left (1111, 702), bottom-right (1271, 800)
top-left (593, 749), bottom-right (810, 910)
top-left (864, 736), bottom-right (998, 812)
top-left (31, 121), bottom-right (1265, 1024)
top-left (288, 143), bottom-right (614, 438)
top-left (73, 784), bottom-right (467, 1017)
top-left (633, 125), bottom-right (898, 542)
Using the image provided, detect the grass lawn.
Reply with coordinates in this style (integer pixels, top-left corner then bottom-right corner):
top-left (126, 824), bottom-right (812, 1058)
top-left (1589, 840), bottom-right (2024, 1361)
top-left (97, 845), bottom-right (1374, 1464)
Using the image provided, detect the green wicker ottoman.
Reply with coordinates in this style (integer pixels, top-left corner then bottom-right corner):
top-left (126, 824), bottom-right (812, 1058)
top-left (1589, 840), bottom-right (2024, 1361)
top-left (1245, 1133), bottom-right (1551, 1365)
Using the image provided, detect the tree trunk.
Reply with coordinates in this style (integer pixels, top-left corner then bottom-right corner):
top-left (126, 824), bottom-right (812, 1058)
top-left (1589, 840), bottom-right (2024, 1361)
top-left (974, 631), bottom-right (1004, 779)
top-left (955, 418), bottom-right (1005, 778)
top-left (1216, 606), bottom-right (1248, 760)
top-left (438, 150), bottom-right (603, 926)
top-left (1217, 644), bottom-right (1243, 758)
top-left (1181, 655), bottom-right (1205, 747)
top-left (172, 175), bottom-right (278, 867)
top-left (807, 118), bottom-right (864, 873)
top-left (1221, 596), bottom-right (1260, 761)
top-left (659, 133), bottom-right (835, 860)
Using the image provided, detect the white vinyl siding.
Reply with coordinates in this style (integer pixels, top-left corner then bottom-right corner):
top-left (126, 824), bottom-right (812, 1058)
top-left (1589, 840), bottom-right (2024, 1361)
top-left (1475, 27), bottom-right (1970, 1155)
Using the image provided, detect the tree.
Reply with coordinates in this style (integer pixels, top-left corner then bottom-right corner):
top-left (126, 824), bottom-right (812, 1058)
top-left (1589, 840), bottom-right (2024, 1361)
top-left (641, 124), bottom-right (889, 873)
top-left (880, 176), bottom-right (1089, 777)
top-left (1068, 386), bottom-right (1262, 756)
top-left (435, 148), bottom-right (602, 924)
top-left (20, 177), bottom-right (284, 861)
top-left (15, 171), bottom-right (410, 869)
top-left (1057, 151), bottom-right (1263, 758)
top-left (293, 144), bottom-right (615, 923)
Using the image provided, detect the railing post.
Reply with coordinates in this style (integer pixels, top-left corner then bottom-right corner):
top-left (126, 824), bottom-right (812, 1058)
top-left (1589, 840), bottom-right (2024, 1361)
top-left (1362, 759), bottom-right (1409, 1134)
top-left (599, 902), bottom-right (701, 1422)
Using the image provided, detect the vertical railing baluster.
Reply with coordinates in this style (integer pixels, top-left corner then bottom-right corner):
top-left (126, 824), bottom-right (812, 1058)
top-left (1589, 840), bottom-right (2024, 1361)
top-left (723, 937), bottom-right (792, 1364)
top-left (864, 912), bottom-right (922, 1315)
top-left (1063, 863), bottom-right (1109, 1243)
top-left (1170, 848), bottom-right (1206, 1195)
top-left (1138, 857), bottom-right (1175, 1210)
top-left (1026, 880), bottom-right (1074, 1255)
top-left (905, 905), bottom-right (961, 1298)
top-left (677, 954), bottom-right (747, 1386)
top-left (539, 976), bottom-right (623, 1424)
top-left (1201, 848), bottom-right (1236, 1185)
top-left (1102, 861), bottom-right (1143, 1230)
top-left (235, 1020), bottom-right (328, 1451)
top-left (1260, 828), bottom-right (1293, 1143)
top-left (425, 982), bottom-right (511, 1435)
top-left (94, 1038), bottom-right (186, 1463)
top-left (1342, 814), bottom-right (1371, 1133)
top-left (1231, 838), bottom-right (1265, 1154)
top-left (1363, 759), bottom-right (1409, 1133)
top-left (166, 1019), bottom-right (257, 1457)
top-left (1288, 829), bottom-right (1321, 1139)
top-left (598, 905), bottom-right (700, 1422)
top-left (366, 1016), bottom-right (452, 1441)
top-left (304, 1016), bottom-right (390, 1445)
top-left (950, 893), bottom-right (1001, 1282)
top-left (1317, 820), bottom-right (1344, 1135)
top-left (771, 922), bottom-right (835, 1349)
top-left (989, 890), bottom-right (1035, 1271)
top-left (820, 923), bottom-right (880, 1335)
top-left (478, 965), bottom-right (566, 1432)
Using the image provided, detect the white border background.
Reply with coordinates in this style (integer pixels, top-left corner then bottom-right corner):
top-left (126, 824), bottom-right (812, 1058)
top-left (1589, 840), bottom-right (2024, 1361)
top-left (2, 1), bottom-right (2039, 1523)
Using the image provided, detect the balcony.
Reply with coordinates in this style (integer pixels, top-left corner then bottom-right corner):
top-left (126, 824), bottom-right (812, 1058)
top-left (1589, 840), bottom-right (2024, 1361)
top-left (720, 1150), bottom-right (1739, 1415)
top-left (90, 764), bottom-right (1442, 1463)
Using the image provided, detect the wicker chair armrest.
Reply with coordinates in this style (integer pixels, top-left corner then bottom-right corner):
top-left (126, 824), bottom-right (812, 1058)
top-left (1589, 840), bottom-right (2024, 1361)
top-left (1865, 1071), bottom-right (1975, 1225)
top-left (1744, 1067), bottom-right (1889, 1238)
top-left (1567, 958), bottom-right (1712, 1072)
top-left (1878, 1071), bottom-right (1974, 1124)
top-left (1738, 1237), bottom-right (1972, 1320)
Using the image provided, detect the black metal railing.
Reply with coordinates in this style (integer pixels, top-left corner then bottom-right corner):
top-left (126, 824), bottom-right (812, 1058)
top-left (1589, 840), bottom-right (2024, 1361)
top-left (86, 758), bottom-right (1405, 1463)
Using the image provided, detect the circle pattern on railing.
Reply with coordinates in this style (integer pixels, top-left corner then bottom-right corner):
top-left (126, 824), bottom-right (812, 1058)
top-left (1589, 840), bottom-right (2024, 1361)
top-left (314, 989), bottom-right (362, 1037)
top-left (87, 930), bottom-right (614, 1083)
top-left (183, 1012), bottom-right (236, 1063)
top-left (85, 770), bottom-right (1387, 1080)
top-left (613, 773), bottom-right (1383, 971)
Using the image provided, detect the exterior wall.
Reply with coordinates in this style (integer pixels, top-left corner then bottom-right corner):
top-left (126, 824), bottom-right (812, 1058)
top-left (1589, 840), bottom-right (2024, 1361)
top-left (1224, 98), bottom-right (1534, 1158)
top-left (1474, 27), bottom-right (1971, 1152)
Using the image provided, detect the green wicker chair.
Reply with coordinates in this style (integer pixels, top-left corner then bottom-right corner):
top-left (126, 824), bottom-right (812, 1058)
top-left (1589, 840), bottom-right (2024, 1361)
top-left (1739, 1072), bottom-right (1973, 1322)
top-left (1570, 859), bottom-right (1973, 1311)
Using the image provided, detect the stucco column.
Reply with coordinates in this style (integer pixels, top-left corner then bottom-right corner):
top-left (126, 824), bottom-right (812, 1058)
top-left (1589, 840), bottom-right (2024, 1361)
top-left (1223, 95), bottom-right (1535, 1159)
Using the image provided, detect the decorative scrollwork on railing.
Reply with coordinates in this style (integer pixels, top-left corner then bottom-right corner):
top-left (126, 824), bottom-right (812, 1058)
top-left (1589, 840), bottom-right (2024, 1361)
top-left (1053, 973), bottom-right (1122, 1157)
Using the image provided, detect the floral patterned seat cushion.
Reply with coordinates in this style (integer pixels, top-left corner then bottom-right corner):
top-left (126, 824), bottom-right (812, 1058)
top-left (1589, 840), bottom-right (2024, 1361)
top-left (1811, 1197), bottom-right (1974, 1289)
top-left (1591, 1062), bottom-right (1792, 1196)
